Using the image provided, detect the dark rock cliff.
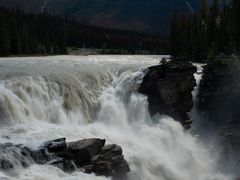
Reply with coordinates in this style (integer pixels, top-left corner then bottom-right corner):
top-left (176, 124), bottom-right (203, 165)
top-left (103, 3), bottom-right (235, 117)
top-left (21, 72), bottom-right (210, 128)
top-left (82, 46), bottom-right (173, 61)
top-left (139, 60), bottom-right (197, 128)
top-left (198, 58), bottom-right (240, 150)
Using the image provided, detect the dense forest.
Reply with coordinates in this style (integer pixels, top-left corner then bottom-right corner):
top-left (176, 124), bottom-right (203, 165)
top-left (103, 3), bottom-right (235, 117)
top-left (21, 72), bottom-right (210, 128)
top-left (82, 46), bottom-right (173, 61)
top-left (0, 7), bottom-right (168, 57)
top-left (170, 0), bottom-right (240, 62)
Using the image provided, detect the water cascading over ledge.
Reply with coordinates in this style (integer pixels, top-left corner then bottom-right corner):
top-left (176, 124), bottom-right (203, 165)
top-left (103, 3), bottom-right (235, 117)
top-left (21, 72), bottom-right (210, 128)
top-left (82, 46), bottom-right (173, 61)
top-left (0, 55), bottom-right (236, 180)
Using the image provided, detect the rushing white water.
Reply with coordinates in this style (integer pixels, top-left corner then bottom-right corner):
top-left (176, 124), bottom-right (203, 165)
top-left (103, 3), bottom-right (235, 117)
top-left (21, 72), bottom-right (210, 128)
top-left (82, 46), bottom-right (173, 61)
top-left (190, 63), bottom-right (205, 130)
top-left (0, 55), bottom-right (235, 180)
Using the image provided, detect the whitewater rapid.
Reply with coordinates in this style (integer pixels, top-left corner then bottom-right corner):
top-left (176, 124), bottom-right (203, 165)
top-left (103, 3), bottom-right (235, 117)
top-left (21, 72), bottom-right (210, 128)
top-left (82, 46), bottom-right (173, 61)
top-left (0, 55), bottom-right (235, 180)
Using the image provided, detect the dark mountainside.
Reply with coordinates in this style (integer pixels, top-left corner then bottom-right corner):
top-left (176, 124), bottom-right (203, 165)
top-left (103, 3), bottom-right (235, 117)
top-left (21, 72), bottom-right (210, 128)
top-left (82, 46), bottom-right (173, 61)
top-left (0, 7), bottom-right (168, 57)
top-left (198, 59), bottom-right (240, 152)
top-left (0, 0), bottom-right (201, 35)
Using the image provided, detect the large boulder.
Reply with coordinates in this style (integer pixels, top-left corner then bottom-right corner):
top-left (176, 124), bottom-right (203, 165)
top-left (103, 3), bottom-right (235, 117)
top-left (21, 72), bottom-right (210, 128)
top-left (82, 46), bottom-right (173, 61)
top-left (139, 60), bottom-right (196, 128)
top-left (0, 138), bottom-right (130, 178)
top-left (66, 138), bottom-right (105, 165)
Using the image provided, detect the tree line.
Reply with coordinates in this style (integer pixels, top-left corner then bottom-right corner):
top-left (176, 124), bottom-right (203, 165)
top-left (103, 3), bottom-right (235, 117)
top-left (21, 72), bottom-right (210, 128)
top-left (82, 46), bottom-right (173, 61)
top-left (0, 7), bottom-right (68, 56)
top-left (0, 6), bottom-right (168, 57)
top-left (170, 0), bottom-right (240, 62)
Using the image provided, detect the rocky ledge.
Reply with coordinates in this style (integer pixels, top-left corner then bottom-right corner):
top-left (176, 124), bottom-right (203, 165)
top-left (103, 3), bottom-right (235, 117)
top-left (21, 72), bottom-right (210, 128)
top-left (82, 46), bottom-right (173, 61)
top-left (139, 60), bottom-right (196, 128)
top-left (0, 138), bottom-right (130, 178)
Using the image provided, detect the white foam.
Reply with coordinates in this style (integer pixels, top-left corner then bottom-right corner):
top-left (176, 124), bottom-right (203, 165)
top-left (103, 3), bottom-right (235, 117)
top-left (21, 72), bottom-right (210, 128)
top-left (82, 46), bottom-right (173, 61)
top-left (0, 56), bottom-right (234, 180)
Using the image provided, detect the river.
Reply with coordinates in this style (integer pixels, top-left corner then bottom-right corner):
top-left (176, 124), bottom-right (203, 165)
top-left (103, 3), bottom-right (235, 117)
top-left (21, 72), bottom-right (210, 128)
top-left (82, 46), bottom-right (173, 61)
top-left (0, 55), bottom-right (235, 180)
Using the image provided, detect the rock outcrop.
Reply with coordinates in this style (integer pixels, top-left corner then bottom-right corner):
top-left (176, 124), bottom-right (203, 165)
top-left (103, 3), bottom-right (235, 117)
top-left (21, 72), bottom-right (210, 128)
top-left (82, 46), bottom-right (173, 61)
top-left (198, 58), bottom-right (240, 151)
top-left (0, 138), bottom-right (130, 178)
top-left (139, 60), bottom-right (196, 128)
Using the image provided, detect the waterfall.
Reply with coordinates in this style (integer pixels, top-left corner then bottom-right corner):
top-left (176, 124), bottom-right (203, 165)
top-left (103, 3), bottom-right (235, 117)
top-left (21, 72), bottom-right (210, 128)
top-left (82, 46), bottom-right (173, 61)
top-left (0, 55), bottom-right (235, 180)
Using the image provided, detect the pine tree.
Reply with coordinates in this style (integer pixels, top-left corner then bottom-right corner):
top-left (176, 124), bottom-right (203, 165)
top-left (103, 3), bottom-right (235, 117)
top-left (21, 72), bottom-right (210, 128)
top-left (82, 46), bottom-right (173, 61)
top-left (213, 0), bottom-right (220, 17)
top-left (170, 12), bottom-right (178, 57)
top-left (178, 15), bottom-right (188, 58)
top-left (10, 21), bottom-right (21, 55)
top-left (0, 11), bottom-right (10, 56)
top-left (200, 0), bottom-right (208, 21)
top-left (170, 0), bottom-right (237, 60)
top-left (232, 0), bottom-right (240, 54)
top-left (21, 24), bottom-right (30, 54)
top-left (58, 26), bottom-right (68, 54)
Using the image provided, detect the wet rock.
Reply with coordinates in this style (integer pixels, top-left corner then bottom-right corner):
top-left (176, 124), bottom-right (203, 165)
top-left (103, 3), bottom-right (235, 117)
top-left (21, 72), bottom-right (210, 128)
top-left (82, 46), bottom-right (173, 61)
top-left (100, 144), bottom-right (122, 160)
top-left (111, 155), bottom-right (124, 166)
top-left (112, 145), bottom-right (123, 155)
top-left (68, 138), bottom-right (105, 157)
top-left (66, 138), bottom-right (105, 166)
top-left (93, 161), bottom-right (113, 176)
top-left (63, 160), bottom-right (77, 173)
top-left (198, 59), bottom-right (240, 126)
top-left (82, 164), bottom-right (95, 173)
top-left (0, 143), bottom-right (14, 149)
top-left (101, 144), bottom-right (116, 152)
top-left (0, 145), bottom-right (33, 171)
top-left (46, 138), bottom-right (67, 153)
top-left (139, 60), bottom-right (196, 128)
top-left (115, 161), bottom-right (131, 174)
top-left (92, 154), bottom-right (104, 162)
top-left (78, 142), bottom-right (130, 177)
top-left (0, 138), bottom-right (130, 178)
top-left (198, 59), bottom-right (240, 152)
top-left (0, 159), bottom-right (14, 170)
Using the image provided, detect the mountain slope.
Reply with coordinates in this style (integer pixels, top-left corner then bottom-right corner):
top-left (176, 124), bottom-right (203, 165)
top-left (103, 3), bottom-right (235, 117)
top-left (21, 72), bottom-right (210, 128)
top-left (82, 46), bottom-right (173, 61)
top-left (0, 0), bottom-right (201, 35)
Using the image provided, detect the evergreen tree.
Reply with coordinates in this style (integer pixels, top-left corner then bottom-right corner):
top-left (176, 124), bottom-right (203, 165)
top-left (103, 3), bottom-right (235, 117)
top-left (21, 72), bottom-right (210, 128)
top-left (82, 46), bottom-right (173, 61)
top-left (10, 22), bottom-right (21, 55)
top-left (178, 15), bottom-right (188, 58)
top-left (232, 0), bottom-right (240, 54)
top-left (200, 0), bottom-right (208, 21)
top-left (0, 11), bottom-right (10, 56)
top-left (213, 0), bottom-right (220, 17)
top-left (170, 12), bottom-right (178, 57)
top-left (170, 0), bottom-right (237, 61)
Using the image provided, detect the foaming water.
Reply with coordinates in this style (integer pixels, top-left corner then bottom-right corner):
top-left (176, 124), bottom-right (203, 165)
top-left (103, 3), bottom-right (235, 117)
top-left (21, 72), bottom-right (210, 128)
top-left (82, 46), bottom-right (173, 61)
top-left (0, 55), bottom-right (235, 180)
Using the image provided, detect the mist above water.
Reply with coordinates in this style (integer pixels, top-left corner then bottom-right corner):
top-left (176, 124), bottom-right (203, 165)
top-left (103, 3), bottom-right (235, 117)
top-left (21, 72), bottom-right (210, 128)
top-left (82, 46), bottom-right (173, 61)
top-left (0, 55), bottom-right (236, 180)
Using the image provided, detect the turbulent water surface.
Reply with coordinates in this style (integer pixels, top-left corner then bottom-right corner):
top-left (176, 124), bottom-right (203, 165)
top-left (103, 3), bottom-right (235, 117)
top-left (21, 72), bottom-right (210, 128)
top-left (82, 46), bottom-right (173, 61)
top-left (0, 55), bottom-right (235, 180)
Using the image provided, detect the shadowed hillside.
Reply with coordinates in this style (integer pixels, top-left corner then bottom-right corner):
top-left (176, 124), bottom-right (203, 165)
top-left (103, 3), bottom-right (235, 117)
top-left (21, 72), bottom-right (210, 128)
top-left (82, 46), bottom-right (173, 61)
top-left (0, 0), bottom-right (202, 35)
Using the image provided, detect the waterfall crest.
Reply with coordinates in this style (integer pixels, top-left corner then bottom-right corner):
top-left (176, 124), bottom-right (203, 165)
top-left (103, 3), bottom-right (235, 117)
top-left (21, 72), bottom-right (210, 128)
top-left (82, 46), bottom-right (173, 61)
top-left (0, 55), bottom-right (234, 180)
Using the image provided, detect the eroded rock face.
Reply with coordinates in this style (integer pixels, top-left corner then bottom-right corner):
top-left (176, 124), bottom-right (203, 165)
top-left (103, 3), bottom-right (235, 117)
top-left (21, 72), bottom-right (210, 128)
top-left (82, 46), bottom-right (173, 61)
top-left (0, 138), bottom-right (130, 178)
top-left (198, 59), bottom-right (240, 151)
top-left (198, 60), bottom-right (240, 125)
top-left (139, 60), bottom-right (196, 128)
